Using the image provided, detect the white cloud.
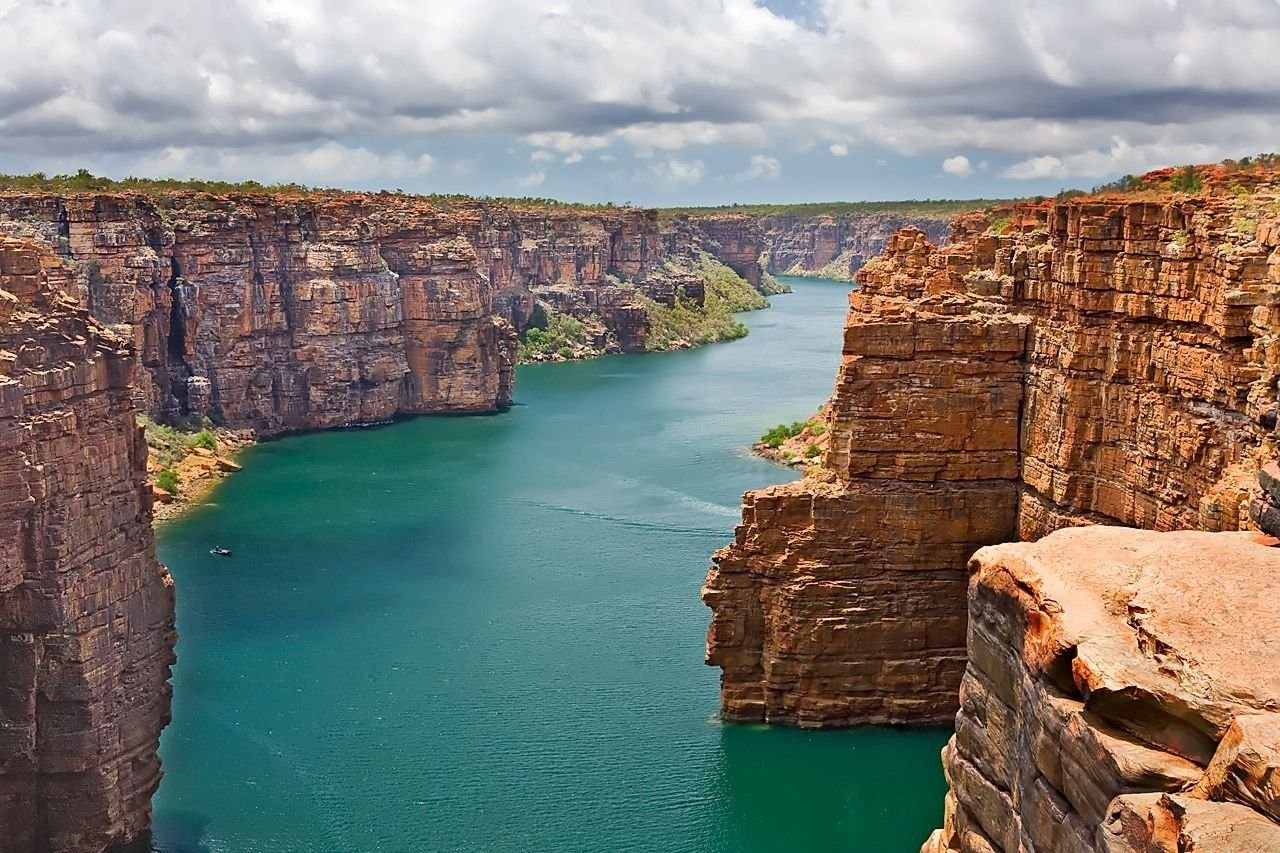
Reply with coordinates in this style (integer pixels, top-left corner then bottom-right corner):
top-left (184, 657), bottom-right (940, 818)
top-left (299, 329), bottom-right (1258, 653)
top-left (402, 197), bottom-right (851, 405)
top-left (131, 142), bottom-right (434, 185)
top-left (1, 0), bottom-right (1278, 190)
top-left (1004, 155), bottom-right (1067, 179)
top-left (737, 154), bottom-right (781, 181)
top-left (530, 150), bottom-right (554, 162)
top-left (563, 152), bottom-right (583, 164)
top-left (942, 155), bottom-right (973, 176)
top-left (515, 170), bottom-right (547, 188)
top-left (649, 158), bottom-right (706, 189)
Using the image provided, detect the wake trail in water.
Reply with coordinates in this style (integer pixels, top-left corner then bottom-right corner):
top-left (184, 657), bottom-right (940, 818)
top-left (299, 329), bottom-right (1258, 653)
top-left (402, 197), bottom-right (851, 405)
top-left (503, 497), bottom-right (728, 538)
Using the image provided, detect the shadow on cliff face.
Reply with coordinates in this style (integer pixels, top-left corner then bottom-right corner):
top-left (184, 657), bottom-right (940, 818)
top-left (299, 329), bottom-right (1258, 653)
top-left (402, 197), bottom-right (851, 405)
top-left (710, 724), bottom-right (951, 851)
top-left (147, 811), bottom-right (214, 853)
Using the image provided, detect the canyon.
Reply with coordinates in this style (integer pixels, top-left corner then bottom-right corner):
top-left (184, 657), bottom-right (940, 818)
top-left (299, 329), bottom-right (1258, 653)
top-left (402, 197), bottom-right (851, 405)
top-left (0, 191), bottom-right (948, 438)
top-left (703, 166), bottom-right (1280, 849)
top-left (9, 164), bottom-right (1280, 850)
top-left (757, 211), bottom-right (952, 280)
top-left (0, 184), bottom-right (976, 850)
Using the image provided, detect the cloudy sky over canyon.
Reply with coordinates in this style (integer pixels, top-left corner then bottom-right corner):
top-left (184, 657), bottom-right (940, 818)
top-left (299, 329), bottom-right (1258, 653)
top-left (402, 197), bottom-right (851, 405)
top-left (1, 0), bottom-right (1277, 203)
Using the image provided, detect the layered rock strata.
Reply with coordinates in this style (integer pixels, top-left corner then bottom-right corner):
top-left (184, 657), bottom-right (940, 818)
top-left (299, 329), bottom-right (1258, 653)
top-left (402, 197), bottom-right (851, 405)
top-left (0, 238), bottom-right (175, 852)
top-left (759, 212), bottom-right (952, 279)
top-left (705, 186), bottom-right (1280, 726)
top-left (923, 526), bottom-right (1280, 853)
top-left (0, 194), bottom-right (755, 435)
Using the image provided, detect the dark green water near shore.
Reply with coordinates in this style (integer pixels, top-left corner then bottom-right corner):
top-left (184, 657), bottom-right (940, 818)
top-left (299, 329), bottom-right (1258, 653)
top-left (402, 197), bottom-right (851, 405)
top-left (152, 276), bottom-right (950, 852)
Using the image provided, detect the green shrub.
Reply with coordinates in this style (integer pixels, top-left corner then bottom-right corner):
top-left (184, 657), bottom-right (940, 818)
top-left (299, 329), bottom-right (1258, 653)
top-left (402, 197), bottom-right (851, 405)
top-left (185, 429), bottom-right (217, 451)
top-left (809, 423), bottom-right (827, 437)
top-left (517, 310), bottom-right (590, 362)
top-left (803, 443), bottom-right (821, 459)
top-left (987, 217), bottom-right (1012, 235)
top-left (1170, 166), bottom-right (1204, 194)
top-left (760, 420), bottom-right (808, 448)
top-left (155, 468), bottom-right (180, 495)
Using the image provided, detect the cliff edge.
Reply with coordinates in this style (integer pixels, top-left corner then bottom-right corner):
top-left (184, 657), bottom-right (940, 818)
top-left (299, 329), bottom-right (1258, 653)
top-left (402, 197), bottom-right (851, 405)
top-left (924, 526), bottom-right (1280, 853)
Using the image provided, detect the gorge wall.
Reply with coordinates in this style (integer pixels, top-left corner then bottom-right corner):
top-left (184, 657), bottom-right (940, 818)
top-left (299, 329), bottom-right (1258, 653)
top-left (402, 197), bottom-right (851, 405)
top-left (704, 181), bottom-right (1280, 727)
top-left (0, 238), bottom-right (175, 852)
top-left (0, 192), bottom-right (763, 436)
top-left (757, 212), bottom-right (952, 280)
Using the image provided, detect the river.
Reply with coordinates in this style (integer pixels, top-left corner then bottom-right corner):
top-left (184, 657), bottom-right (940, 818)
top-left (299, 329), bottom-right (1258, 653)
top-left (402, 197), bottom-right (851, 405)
top-left (152, 276), bottom-right (950, 852)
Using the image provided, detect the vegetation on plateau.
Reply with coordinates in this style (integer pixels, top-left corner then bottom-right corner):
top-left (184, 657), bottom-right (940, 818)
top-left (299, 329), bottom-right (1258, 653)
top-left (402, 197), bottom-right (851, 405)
top-left (641, 254), bottom-right (765, 351)
top-left (760, 418), bottom-right (827, 448)
top-left (0, 169), bottom-right (638, 213)
top-left (1054, 153), bottom-right (1280, 201)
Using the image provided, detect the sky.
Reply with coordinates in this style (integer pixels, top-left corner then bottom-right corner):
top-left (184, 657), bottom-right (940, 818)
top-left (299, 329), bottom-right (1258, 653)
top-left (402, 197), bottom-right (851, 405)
top-left (0, 0), bottom-right (1278, 205)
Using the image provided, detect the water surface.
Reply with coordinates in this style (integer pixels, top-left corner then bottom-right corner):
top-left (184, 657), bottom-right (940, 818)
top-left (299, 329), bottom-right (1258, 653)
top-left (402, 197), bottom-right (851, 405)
top-left (153, 276), bottom-right (950, 852)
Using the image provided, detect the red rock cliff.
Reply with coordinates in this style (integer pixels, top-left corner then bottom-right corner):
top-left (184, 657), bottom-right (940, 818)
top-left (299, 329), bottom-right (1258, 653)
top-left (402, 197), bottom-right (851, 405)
top-left (704, 180), bottom-right (1280, 727)
top-left (760, 212), bottom-right (953, 279)
top-left (0, 194), bottom-right (698, 435)
top-left (0, 238), bottom-right (175, 852)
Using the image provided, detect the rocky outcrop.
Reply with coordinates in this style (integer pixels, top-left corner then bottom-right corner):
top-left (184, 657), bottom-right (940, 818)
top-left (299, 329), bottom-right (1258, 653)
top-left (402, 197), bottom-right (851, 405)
top-left (1250, 461), bottom-right (1280, 536)
top-left (683, 214), bottom-right (765, 290)
top-left (0, 194), bottom-right (732, 435)
top-left (0, 238), bottom-right (175, 851)
top-left (759, 212), bottom-right (952, 279)
top-left (705, 181), bottom-right (1280, 727)
top-left (923, 526), bottom-right (1280, 853)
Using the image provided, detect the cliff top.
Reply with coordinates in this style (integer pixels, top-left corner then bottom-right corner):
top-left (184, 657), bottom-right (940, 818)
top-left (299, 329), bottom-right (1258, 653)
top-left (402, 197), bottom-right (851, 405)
top-left (974, 526), bottom-right (1280, 758)
top-left (0, 169), bottom-right (648, 216)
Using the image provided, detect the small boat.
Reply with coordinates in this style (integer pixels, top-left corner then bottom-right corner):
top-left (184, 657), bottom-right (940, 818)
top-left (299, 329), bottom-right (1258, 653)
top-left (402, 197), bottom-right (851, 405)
top-left (209, 547), bottom-right (232, 557)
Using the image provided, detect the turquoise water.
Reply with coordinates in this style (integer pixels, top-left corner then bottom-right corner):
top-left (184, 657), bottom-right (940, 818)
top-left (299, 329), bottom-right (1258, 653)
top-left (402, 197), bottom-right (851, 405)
top-left (152, 277), bottom-right (950, 853)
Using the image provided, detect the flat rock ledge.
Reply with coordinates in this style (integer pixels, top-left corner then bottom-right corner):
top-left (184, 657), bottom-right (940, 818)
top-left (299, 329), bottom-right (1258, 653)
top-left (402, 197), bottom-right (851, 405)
top-left (923, 526), bottom-right (1280, 853)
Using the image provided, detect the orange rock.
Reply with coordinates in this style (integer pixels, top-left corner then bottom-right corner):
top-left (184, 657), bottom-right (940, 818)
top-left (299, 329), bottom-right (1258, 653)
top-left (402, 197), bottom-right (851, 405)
top-left (927, 527), bottom-right (1280, 852)
top-left (705, 183), bottom-right (1280, 732)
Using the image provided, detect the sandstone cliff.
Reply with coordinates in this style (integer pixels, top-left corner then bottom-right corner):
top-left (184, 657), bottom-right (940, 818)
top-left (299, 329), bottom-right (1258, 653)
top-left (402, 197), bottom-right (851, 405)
top-left (705, 177), bottom-right (1280, 727)
top-left (0, 238), bottom-right (175, 852)
top-left (0, 192), bottom-right (764, 436)
top-left (923, 526), bottom-right (1280, 853)
top-left (758, 212), bottom-right (952, 280)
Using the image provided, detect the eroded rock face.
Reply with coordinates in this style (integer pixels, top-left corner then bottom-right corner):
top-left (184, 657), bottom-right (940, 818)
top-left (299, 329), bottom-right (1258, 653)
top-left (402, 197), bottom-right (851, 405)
top-left (760, 213), bottom-right (952, 279)
top-left (705, 188), bottom-right (1280, 727)
top-left (0, 194), bottom-right (708, 435)
top-left (0, 238), bottom-right (175, 852)
top-left (923, 527), bottom-right (1280, 853)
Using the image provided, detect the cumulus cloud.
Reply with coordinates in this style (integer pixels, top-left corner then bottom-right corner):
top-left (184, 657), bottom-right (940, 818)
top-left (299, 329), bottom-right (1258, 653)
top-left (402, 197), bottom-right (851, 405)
top-left (515, 170), bottom-right (547, 188)
top-left (131, 142), bottom-right (434, 185)
top-left (0, 0), bottom-right (1277, 185)
top-left (649, 158), bottom-right (706, 189)
top-left (942, 155), bottom-right (973, 176)
top-left (737, 154), bottom-right (781, 180)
